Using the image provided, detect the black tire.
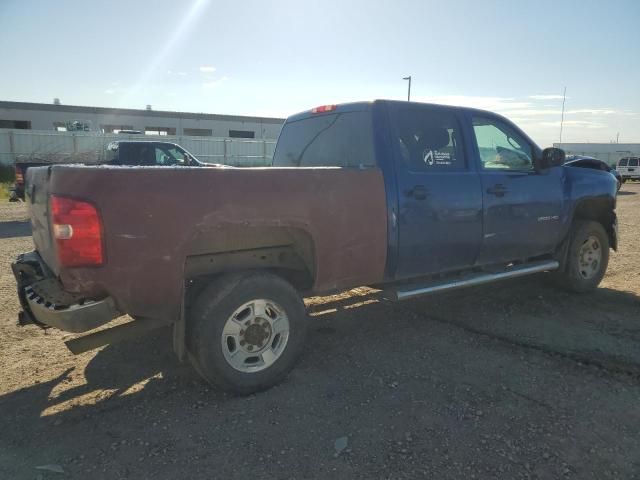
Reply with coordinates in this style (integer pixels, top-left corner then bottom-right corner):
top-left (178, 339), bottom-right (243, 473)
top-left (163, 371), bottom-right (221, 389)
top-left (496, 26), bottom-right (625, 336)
top-left (188, 271), bottom-right (307, 395)
top-left (554, 220), bottom-right (609, 293)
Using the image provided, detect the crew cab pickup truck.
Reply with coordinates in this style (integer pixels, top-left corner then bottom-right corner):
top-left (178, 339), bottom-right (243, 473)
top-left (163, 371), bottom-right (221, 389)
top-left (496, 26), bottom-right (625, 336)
top-left (12, 100), bottom-right (618, 394)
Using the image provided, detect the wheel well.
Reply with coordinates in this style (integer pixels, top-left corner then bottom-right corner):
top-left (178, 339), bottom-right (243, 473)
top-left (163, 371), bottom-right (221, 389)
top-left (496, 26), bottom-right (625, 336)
top-left (177, 231), bottom-right (315, 361)
top-left (572, 198), bottom-right (617, 250)
top-left (184, 225), bottom-right (316, 292)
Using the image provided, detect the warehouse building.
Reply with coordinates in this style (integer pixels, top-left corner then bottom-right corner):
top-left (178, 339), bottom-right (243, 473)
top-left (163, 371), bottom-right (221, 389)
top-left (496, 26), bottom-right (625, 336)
top-left (555, 142), bottom-right (640, 166)
top-left (0, 100), bottom-right (284, 139)
top-left (0, 100), bottom-right (285, 166)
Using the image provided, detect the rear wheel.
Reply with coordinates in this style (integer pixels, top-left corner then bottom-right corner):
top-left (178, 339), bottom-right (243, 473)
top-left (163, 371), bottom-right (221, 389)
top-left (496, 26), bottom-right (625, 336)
top-left (555, 220), bottom-right (609, 293)
top-left (188, 271), bottom-right (307, 394)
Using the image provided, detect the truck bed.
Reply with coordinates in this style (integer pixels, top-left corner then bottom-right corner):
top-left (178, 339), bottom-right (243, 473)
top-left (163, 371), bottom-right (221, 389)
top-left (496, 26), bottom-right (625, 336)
top-left (27, 164), bottom-right (388, 323)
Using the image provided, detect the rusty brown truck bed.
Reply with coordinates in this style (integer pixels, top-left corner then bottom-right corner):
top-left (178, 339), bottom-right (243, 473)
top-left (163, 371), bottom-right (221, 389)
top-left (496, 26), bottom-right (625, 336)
top-left (28, 165), bottom-right (388, 322)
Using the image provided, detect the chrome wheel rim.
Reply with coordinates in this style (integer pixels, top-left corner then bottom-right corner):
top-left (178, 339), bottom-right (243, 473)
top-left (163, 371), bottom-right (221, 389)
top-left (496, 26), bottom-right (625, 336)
top-left (221, 299), bottom-right (290, 373)
top-left (578, 235), bottom-right (602, 280)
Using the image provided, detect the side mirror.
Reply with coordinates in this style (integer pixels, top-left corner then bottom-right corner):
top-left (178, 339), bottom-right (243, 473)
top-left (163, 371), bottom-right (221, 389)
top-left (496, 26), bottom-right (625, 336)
top-left (537, 147), bottom-right (565, 170)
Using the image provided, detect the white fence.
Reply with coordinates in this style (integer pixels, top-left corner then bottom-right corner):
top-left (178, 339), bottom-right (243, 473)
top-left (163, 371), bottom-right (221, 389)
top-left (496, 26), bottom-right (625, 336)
top-left (0, 129), bottom-right (277, 167)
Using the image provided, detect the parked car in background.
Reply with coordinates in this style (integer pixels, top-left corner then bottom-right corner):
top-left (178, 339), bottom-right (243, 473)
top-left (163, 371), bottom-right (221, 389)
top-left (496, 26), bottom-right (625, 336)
top-left (9, 150), bottom-right (99, 201)
top-left (104, 141), bottom-right (209, 166)
top-left (10, 161), bottom-right (47, 201)
top-left (13, 100), bottom-right (618, 394)
top-left (9, 141), bottom-right (216, 200)
top-left (616, 157), bottom-right (640, 182)
top-left (565, 155), bottom-right (622, 191)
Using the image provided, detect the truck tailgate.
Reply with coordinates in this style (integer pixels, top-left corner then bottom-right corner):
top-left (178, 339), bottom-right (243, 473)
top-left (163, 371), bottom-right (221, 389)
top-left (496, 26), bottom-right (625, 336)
top-left (26, 166), bottom-right (59, 274)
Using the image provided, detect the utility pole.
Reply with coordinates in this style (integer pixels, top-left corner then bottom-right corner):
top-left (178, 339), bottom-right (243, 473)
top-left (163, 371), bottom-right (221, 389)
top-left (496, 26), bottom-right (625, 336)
top-left (403, 76), bottom-right (412, 101)
top-left (559, 86), bottom-right (567, 143)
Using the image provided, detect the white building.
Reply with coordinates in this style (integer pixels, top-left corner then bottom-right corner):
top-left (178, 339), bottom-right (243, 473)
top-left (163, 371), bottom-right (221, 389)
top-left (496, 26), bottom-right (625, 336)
top-left (0, 101), bottom-right (285, 166)
top-left (555, 143), bottom-right (640, 166)
top-left (0, 100), bottom-right (284, 139)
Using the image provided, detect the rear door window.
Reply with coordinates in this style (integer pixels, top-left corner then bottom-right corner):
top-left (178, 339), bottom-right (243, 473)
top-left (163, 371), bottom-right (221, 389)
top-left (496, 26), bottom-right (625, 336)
top-left (629, 158), bottom-right (639, 167)
top-left (272, 111), bottom-right (375, 168)
top-left (618, 158), bottom-right (628, 167)
top-left (390, 106), bottom-right (466, 172)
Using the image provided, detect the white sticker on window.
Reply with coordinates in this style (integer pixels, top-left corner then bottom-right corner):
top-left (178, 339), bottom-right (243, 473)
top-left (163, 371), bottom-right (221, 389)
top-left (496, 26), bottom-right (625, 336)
top-left (423, 149), bottom-right (452, 166)
top-left (423, 150), bottom-right (435, 166)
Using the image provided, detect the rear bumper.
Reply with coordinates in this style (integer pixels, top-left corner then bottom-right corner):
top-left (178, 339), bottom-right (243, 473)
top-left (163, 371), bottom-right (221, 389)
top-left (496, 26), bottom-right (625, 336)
top-left (12, 251), bottom-right (121, 333)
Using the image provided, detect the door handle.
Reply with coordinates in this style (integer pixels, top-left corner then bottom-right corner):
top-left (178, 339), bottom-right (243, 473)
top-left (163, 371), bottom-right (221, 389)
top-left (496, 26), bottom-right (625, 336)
top-left (406, 185), bottom-right (428, 200)
top-left (486, 184), bottom-right (508, 197)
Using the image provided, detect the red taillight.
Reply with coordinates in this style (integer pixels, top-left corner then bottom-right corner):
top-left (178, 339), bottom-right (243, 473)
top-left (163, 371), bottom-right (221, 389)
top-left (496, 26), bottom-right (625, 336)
top-left (311, 104), bottom-right (337, 114)
top-left (50, 195), bottom-right (104, 267)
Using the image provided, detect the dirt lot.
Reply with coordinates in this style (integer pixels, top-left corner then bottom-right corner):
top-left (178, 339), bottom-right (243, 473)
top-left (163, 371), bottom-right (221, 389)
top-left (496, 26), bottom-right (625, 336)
top-left (1, 185), bottom-right (639, 479)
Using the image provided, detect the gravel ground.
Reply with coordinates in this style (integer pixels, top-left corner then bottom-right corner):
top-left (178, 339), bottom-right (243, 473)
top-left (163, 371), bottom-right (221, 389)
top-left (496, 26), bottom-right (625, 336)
top-left (1, 185), bottom-right (639, 479)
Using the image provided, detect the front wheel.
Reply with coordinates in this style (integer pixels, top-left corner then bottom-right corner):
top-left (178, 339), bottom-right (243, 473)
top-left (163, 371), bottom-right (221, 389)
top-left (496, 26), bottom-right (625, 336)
top-left (554, 220), bottom-right (609, 293)
top-left (188, 271), bottom-right (308, 395)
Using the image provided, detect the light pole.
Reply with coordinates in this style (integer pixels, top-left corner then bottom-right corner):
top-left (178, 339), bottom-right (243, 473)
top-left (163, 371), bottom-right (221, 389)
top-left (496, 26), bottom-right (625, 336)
top-left (403, 76), bottom-right (412, 101)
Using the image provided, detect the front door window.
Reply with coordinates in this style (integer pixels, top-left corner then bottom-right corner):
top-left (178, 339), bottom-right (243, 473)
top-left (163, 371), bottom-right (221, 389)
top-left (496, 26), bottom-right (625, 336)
top-left (473, 117), bottom-right (533, 171)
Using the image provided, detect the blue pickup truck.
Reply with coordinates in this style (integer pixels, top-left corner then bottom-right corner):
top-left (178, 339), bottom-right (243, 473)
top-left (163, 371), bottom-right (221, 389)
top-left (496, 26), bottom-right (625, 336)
top-left (13, 100), bottom-right (617, 394)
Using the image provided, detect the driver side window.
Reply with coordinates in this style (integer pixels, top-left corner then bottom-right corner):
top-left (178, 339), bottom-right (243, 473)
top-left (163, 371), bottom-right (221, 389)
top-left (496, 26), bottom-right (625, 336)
top-left (168, 147), bottom-right (187, 165)
top-left (473, 116), bottom-right (533, 171)
top-left (154, 146), bottom-right (185, 166)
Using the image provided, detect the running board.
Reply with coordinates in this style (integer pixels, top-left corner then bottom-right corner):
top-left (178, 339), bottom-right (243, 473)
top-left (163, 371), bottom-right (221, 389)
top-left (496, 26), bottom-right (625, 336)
top-left (387, 260), bottom-right (559, 302)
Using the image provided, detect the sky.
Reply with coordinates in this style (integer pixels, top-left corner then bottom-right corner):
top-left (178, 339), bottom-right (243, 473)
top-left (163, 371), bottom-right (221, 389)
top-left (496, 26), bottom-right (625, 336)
top-left (1, 0), bottom-right (639, 146)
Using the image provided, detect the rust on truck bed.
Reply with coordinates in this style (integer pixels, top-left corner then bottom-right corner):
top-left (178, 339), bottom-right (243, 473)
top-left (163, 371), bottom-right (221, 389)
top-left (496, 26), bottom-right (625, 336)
top-left (40, 165), bottom-right (388, 323)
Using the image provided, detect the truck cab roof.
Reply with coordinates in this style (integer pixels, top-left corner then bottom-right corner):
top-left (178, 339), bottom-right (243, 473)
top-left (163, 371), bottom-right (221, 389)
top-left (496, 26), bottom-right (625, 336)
top-left (287, 99), bottom-right (507, 122)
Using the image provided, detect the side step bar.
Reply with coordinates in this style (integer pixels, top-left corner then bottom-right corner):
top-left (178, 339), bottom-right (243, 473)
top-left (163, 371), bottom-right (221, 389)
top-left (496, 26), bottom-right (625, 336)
top-left (386, 260), bottom-right (559, 302)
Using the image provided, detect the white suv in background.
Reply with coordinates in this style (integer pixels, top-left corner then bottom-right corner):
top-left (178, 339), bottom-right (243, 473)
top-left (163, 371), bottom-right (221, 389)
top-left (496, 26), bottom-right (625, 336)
top-left (617, 157), bottom-right (640, 182)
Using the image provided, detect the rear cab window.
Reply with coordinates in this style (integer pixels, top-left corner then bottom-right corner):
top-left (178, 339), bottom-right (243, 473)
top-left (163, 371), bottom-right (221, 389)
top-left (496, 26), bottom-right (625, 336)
top-left (272, 109), bottom-right (375, 168)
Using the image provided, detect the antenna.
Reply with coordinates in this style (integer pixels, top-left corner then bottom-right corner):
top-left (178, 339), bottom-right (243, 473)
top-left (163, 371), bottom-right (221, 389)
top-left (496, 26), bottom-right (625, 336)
top-left (559, 86), bottom-right (567, 143)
